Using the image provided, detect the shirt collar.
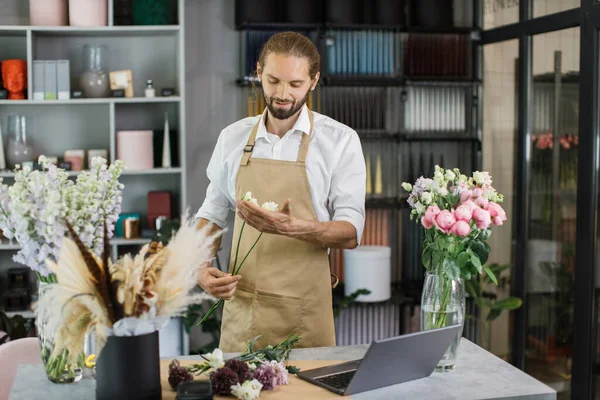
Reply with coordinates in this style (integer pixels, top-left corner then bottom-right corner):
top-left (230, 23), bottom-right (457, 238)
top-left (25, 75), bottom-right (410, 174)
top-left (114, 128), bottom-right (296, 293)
top-left (256, 105), bottom-right (311, 141)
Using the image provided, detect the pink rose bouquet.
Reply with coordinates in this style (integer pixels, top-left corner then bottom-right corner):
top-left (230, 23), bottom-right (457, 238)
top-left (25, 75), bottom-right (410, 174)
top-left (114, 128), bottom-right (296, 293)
top-left (402, 166), bottom-right (507, 283)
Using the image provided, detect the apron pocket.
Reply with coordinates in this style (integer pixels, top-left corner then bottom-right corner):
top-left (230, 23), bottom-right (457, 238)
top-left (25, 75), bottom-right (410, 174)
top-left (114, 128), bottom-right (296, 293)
top-left (221, 287), bottom-right (255, 346)
top-left (254, 291), bottom-right (304, 345)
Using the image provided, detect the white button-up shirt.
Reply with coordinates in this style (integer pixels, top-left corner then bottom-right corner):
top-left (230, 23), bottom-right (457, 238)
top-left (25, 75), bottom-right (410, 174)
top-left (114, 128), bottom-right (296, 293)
top-left (195, 105), bottom-right (366, 244)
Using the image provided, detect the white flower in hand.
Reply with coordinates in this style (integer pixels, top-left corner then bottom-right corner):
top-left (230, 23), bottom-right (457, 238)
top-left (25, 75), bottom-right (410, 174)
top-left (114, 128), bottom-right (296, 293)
top-left (203, 348), bottom-right (224, 370)
top-left (261, 201), bottom-right (279, 212)
top-left (242, 191), bottom-right (258, 206)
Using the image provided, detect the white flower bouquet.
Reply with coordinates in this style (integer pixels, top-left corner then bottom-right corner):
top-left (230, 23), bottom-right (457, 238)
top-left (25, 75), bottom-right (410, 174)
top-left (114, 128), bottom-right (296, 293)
top-left (0, 155), bottom-right (124, 282)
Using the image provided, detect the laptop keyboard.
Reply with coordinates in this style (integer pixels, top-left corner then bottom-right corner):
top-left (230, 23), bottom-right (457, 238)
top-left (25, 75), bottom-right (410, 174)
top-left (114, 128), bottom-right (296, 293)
top-left (315, 370), bottom-right (356, 390)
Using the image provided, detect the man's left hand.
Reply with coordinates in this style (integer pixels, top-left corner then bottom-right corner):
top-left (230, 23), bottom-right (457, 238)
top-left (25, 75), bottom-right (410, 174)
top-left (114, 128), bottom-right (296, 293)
top-left (236, 199), bottom-right (294, 235)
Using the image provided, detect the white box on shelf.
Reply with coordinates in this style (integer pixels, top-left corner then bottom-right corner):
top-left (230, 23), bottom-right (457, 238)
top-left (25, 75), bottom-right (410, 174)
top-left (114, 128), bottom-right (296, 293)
top-left (56, 60), bottom-right (71, 100)
top-left (33, 61), bottom-right (45, 100)
top-left (43, 61), bottom-right (57, 100)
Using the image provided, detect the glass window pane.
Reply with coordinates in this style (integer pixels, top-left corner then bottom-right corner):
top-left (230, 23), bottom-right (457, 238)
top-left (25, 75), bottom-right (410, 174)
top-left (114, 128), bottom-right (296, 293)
top-left (533, 0), bottom-right (579, 18)
top-left (484, 0), bottom-right (519, 30)
top-left (529, 27), bottom-right (579, 399)
top-left (482, 39), bottom-right (518, 359)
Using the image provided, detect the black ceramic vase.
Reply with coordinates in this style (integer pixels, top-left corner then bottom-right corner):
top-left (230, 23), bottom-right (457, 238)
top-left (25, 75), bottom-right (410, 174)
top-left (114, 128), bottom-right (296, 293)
top-left (95, 331), bottom-right (161, 400)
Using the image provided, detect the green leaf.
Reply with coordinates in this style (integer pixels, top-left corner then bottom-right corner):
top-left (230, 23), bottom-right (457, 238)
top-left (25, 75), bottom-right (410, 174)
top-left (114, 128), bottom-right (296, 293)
top-left (465, 279), bottom-right (480, 299)
top-left (491, 297), bottom-right (523, 310)
top-left (484, 265), bottom-right (498, 285)
top-left (443, 257), bottom-right (460, 280)
top-left (479, 229), bottom-right (491, 241)
top-left (457, 251), bottom-right (470, 268)
top-left (486, 308), bottom-right (502, 321)
top-left (286, 365), bottom-right (301, 374)
top-left (471, 240), bottom-right (489, 265)
top-left (432, 251), bottom-right (442, 270)
top-left (463, 270), bottom-right (472, 281)
top-left (422, 246), bottom-right (432, 270)
top-left (470, 253), bottom-right (482, 273)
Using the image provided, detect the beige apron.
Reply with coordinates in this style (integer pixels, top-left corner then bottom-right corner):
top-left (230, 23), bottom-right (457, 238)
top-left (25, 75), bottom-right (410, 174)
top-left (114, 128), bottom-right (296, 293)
top-left (219, 111), bottom-right (336, 352)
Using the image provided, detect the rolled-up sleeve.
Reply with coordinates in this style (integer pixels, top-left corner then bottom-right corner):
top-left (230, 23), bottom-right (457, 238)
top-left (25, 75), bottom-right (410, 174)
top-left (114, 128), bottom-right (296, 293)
top-left (329, 132), bottom-right (366, 245)
top-left (195, 132), bottom-right (232, 229)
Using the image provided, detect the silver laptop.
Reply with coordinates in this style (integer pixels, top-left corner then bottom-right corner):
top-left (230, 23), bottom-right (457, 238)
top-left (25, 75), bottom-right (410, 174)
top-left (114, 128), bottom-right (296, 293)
top-left (297, 325), bottom-right (462, 396)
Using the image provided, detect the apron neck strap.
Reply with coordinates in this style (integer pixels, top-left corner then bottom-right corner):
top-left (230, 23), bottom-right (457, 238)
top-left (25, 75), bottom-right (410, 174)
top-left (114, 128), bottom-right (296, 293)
top-left (240, 109), bottom-right (314, 166)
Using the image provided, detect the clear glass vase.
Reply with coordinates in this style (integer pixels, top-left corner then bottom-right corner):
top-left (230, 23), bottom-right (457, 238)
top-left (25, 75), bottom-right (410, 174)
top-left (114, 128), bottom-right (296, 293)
top-left (420, 271), bottom-right (466, 372)
top-left (36, 280), bottom-right (84, 383)
top-left (5, 115), bottom-right (33, 169)
top-left (80, 45), bottom-right (110, 98)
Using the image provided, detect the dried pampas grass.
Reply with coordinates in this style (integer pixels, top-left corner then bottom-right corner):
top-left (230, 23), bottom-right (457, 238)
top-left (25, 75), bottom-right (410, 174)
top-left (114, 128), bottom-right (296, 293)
top-left (36, 211), bottom-right (222, 364)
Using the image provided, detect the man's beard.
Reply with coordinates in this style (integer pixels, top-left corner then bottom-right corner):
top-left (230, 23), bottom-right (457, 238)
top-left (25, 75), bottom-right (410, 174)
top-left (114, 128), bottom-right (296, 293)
top-left (264, 88), bottom-right (310, 120)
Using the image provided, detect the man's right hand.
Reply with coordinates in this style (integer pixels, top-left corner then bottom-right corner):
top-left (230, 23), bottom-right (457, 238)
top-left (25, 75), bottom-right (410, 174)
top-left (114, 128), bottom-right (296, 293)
top-left (197, 267), bottom-right (241, 300)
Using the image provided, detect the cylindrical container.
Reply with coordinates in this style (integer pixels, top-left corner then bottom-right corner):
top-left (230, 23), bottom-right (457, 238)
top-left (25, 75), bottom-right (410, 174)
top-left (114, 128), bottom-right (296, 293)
top-left (69, 0), bottom-right (108, 26)
top-left (29, 0), bottom-right (68, 26)
top-left (124, 217), bottom-right (140, 239)
top-left (95, 331), bottom-right (161, 400)
top-left (117, 130), bottom-right (154, 170)
top-left (343, 246), bottom-right (391, 302)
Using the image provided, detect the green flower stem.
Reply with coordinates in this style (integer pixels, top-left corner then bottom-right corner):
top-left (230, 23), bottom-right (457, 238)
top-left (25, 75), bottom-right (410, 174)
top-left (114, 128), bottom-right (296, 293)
top-left (232, 232), bottom-right (263, 276)
top-left (198, 227), bottom-right (263, 325)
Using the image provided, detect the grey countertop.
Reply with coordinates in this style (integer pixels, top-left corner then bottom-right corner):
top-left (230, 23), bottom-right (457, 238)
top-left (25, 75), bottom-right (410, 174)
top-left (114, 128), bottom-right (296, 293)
top-left (10, 339), bottom-right (555, 400)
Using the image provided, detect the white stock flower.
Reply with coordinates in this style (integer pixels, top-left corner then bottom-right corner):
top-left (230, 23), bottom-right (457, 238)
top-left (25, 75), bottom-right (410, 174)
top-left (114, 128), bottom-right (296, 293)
top-left (231, 379), bottom-right (262, 400)
top-left (420, 192), bottom-right (433, 205)
top-left (401, 182), bottom-right (412, 192)
top-left (445, 170), bottom-right (456, 181)
top-left (473, 171), bottom-right (485, 185)
top-left (261, 201), bottom-right (279, 212)
top-left (415, 202), bottom-right (426, 214)
top-left (203, 348), bottom-right (224, 369)
top-left (242, 191), bottom-right (258, 206)
top-left (435, 184), bottom-right (448, 196)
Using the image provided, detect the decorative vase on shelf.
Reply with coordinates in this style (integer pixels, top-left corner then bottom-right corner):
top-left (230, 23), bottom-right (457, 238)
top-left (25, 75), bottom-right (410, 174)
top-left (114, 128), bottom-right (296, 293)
top-left (29, 0), bottom-right (68, 26)
top-left (6, 115), bottom-right (34, 169)
top-left (36, 281), bottom-right (84, 383)
top-left (1, 60), bottom-right (27, 100)
top-left (69, 0), bottom-right (108, 26)
top-left (420, 271), bottom-right (465, 372)
top-left (80, 45), bottom-right (110, 98)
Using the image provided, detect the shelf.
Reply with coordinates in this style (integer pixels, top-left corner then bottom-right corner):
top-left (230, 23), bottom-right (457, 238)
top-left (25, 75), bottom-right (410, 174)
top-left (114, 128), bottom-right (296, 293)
top-left (236, 76), bottom-right (480, 88)
top-left (235, 22), bottom-right (475, 35)
top-left (0, 238), bottom-right (153, 250)
top-left (357, 131), bottom-right (481, 143)
top-left (0, 170), bottom-right (82, 178)
top-left (0, 97), bottom-right (181, 106)
top-left (0, 25), bottom-right (181, 37)
top-left (0, 168), bottom-right (182, 179)
top-left (0, 242), bottom-right (21, 250)
top-left (3, 309), bottom-right (36, 319)
top-left (236, 22), bottom-right (321, 31)
top-left (121, 167), bottom-right (182, 176)
top-left (323, 76), bottom-right (404, 86)
top-left (111, 238), bottom-right (152, 246)
top-left (400, 132), bottom-right (481, 142)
